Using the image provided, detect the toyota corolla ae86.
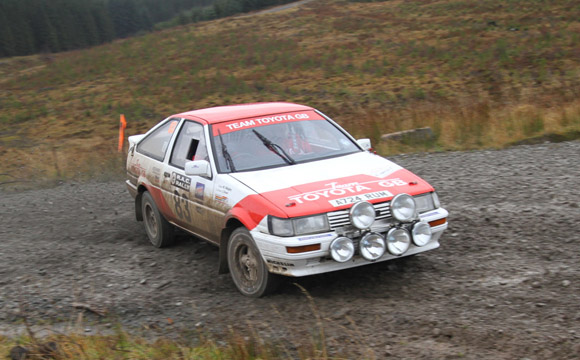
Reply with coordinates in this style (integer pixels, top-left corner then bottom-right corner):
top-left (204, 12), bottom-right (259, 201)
top-left (125, 102), bottom-right (448, 297)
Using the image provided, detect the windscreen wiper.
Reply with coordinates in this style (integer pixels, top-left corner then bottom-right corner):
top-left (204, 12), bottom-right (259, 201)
top-left (252, 129), bottom-right (295, 165)
top-left (218, 130), bottom-right (236, 172)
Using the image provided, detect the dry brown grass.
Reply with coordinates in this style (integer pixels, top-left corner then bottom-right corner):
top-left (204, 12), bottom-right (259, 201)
top-left (0, 285), bottom-right (366, 359)
top-left (1, 0), bottom-right (580, 184)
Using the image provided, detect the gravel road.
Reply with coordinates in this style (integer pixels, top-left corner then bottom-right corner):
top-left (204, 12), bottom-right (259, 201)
top-left (1, 141), bottom-right (579, 359)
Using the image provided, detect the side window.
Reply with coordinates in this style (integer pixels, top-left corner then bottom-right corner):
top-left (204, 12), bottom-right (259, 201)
top-left (136, 119), bottom-right (179, 161)
top-left (170, 121), bottom-right (208, 169)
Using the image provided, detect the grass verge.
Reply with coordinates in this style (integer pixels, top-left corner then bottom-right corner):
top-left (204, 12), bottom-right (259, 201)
top-left (1, 285), bottom-right (368, 359)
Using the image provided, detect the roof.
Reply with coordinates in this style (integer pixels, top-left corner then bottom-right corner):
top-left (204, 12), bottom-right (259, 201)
top-left (175, 102), bottom-right (314, 124)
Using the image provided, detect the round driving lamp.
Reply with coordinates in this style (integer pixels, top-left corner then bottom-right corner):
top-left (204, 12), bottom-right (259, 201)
top-left (329, 237), bottom-right (355, 263)
top-left (386, 228), bottom-right (411, 256)
top-left (350, 201), bottom-right (376, 229)
top-left (360, 233), bottom-right (386, 261)
top-left (390, 194), bottom-right (417, 222)
top-left (412, 221), bottom-right (432, 247)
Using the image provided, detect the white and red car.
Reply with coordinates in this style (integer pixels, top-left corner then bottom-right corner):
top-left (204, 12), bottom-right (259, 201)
top-left (126, 102), bottom-right (448, 297)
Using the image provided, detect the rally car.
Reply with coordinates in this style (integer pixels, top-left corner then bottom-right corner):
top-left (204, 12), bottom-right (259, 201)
top-left (125, 102), bottom-right (448, 297)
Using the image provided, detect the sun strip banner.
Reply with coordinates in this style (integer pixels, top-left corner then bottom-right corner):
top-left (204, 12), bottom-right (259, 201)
top-left (211, 110), bottom-right (325, 135)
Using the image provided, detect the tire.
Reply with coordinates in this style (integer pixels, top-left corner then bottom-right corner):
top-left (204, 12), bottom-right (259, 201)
top-left (141, 191), bottom-right (174, 248)
top-left (227, 227), bottom-right (279, 297)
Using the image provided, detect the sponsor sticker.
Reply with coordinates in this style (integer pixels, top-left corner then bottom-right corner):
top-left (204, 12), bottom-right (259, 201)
top-left (329, 190), bottom-right (393, 207)
top-left (212, 110), bottom-right (324, 135)
top-left (217, 184), bottom-right (232, 195)
top-left (421, 210), bottom-right (441, 217)
top-left (297, 233), bottom-right (334, 241)
top-left (266, 259), bottom-right (295, 267)
top-left (288, 179), bottom-right (405, 205)
top-left (214, 194), bottom-right (228, 204)
top-left (151, 167), bottom-right (161, 184)
top-left (130, 159), bottom-right (146, 177)
top-left (168, 120), bottom-right (178, 134)
top-left (195, 182), bottom-right (205, 200)
top-left (171, 172), bottom-right (191, 191)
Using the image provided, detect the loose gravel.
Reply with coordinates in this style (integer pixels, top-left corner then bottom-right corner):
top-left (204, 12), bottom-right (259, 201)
top-left (1, 141), bottom-right (579, 359)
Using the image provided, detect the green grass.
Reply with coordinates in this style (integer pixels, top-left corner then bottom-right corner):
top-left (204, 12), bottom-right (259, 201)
top-left (1, 0), bottom-right (580, 182)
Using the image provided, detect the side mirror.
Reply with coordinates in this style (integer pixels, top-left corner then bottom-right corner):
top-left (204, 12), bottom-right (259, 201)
top-left (357, 138), bottom-right (372, 151)
top-left (184, 160), bottom-right (212, 178)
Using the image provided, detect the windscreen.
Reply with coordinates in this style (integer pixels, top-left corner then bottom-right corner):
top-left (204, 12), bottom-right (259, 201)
top-left (211, 114), bottom-right (360, 173)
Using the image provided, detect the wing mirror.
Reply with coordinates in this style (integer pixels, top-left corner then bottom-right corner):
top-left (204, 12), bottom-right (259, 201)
top-left (184, 160), bottom-right (212, 178)
top-left (357, 138), bottom-right (372, 151)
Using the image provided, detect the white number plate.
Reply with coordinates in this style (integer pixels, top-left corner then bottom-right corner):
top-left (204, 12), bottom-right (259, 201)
top-left (329, 191), bottom-right (392, 207)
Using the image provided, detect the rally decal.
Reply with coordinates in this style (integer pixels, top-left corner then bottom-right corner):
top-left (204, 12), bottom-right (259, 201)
top-left (214, 195), bottom-right (228, 204)
top-left (173, 190), bottom-right (192, 222)
top-left (130, 158), bottom-right (146, 177)
top-left (289, 178), bottom-right (408, 205)
top-left (297, 233), bottom-right (334, 241)
top-left (212, 110), bottom-right (324, 135)
top-left (266, 259), bottom-right (295, 267)
top-left (421, 210), bottom-right (443, 218)
top-left (168, 120), bottom-right (178, 134)
top-left (171, 172), bottom-right (191, 191)
top-left (195, 182), bottom-right (205, 201)
top-left (151, 166), bottom-right (162, 185)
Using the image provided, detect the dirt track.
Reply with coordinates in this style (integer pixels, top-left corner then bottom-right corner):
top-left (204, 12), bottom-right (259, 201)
top-left (1, 141), bottom-right (579, 359)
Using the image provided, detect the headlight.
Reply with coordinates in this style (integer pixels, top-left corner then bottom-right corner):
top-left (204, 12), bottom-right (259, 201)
top-left (359, 233), bottom-right (386, 261)
top-left (411, 221), bottom-right (432, 247)
top-left (390, 193), bottom-right (416, 222)
top-left (294, 215), bottom-right (329, 235)
top-left (269, 217), bottom-right (294, 237)
top-left (414, 193), bottom-right (435, 213)
top-left (386, 228), bottom-right (411, 255)
top-left (329, 237), bottom-right (355, 262)
top-left (269, 215), bottom-right (330, 237)
top-left (349, 201), bottom-right (376, 229)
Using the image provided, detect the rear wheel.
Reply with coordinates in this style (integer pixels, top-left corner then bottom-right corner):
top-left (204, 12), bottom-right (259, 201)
top-left (141, 191), bottom-right (174, 248)
top-left (227, 227), bottom-right (279, 297)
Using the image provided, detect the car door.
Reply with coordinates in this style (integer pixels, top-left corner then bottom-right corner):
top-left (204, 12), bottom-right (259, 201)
top-left (162, 120), bottom-right (220, 243)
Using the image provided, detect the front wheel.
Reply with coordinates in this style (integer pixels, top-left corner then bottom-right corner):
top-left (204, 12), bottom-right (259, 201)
top-left (227, 227), bottom-right (279, 297)
top-left (141, 191), bottom-right (174, 248)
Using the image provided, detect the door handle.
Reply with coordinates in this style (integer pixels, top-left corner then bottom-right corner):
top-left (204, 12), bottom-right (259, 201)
top-left (164, 172), bottom-right (171, 178)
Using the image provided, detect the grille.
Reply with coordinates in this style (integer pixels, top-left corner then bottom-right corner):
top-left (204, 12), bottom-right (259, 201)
top-left (327, 201), bottom-right (392, 230)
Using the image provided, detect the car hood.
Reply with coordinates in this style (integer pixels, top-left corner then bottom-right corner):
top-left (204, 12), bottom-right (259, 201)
top-left (229, 152), bottom-right (434, 218)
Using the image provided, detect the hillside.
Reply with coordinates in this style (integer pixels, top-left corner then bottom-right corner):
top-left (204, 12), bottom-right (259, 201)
top-left (1, 0), bottom-right (580, 184)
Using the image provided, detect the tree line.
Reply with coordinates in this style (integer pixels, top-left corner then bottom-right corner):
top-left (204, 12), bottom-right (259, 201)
top-left (0, 0), bottom-right (296, 58)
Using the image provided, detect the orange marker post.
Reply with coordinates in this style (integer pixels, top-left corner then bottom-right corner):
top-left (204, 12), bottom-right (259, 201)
top-left (118, 114), bottom-right (127, 152)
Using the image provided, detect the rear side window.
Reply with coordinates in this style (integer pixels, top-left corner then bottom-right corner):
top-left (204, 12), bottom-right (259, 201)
top-left (137, 119), bottom-right (179, 161)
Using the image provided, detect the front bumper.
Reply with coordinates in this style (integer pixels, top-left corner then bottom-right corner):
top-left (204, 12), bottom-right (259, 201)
top-left (252, 208), bottom-right (448, 277)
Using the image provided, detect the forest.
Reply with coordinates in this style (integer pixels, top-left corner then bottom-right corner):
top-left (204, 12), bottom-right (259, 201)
top-left (0, 0), bottom-right (294, 58)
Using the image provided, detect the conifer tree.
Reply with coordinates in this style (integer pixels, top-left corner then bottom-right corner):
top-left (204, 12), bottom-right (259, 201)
top-left (0, 7), bottom-right (16, 57)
